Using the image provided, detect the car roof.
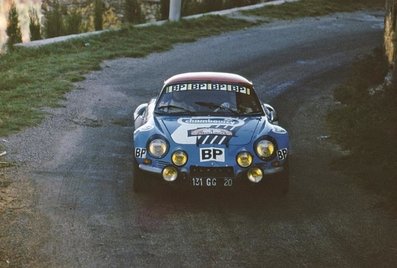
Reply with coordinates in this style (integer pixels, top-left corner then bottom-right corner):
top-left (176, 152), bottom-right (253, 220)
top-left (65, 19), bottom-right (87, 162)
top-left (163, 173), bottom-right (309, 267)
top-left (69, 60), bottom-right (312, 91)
top-left (164, 72), bottom-right (253, 86)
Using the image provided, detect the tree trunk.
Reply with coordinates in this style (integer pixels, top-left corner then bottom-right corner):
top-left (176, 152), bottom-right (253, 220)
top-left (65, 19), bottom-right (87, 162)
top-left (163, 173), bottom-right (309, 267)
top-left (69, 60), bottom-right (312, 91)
top-left (385, 0), bottom-right (397, 68)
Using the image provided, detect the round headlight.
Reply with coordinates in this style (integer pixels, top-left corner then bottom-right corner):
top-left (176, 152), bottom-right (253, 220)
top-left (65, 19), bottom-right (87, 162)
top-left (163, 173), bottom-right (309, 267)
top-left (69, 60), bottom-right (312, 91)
top-left (256, 140), bottom-right (275, 159)
top-left (162, 166), bottom-right (178, 182)
top-left (172, 151), bottom-right (188, 166)
top-left (237, 152), bottom-right (253, 168)
top-left (148, 138), bottom-right (168, 158)
top-left (247, 167), bottom-right (263, 183)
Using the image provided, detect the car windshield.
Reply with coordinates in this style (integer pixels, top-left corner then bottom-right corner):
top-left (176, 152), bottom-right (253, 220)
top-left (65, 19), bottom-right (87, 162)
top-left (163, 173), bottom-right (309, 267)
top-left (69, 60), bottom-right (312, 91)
top-left (154, 82), bottom-right (264, 116)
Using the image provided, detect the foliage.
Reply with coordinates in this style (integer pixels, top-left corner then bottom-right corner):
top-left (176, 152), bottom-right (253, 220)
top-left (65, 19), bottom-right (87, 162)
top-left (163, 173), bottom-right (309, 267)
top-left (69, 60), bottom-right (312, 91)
top-left (94, 0), bottom-right (104, 30)
top-left (29, 8), bottom-right (42, 41)
top-left (125, 0), bottom-right (144, 24)
top-left (327, 49), bottom-right (397, 202)
top-left (6, 1), bottom-right (22, 50)
top-left (44, 0), bottom-right (66, 38)
top-left (329, 49), bottom-right (389, 152)
top-left (65, 10), bottom-right (83, 35)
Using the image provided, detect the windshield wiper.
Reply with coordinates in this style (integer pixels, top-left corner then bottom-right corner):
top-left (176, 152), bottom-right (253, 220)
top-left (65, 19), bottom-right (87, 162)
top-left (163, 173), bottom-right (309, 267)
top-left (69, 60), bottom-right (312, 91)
top-left (156, 105), bottom-right (194, 114)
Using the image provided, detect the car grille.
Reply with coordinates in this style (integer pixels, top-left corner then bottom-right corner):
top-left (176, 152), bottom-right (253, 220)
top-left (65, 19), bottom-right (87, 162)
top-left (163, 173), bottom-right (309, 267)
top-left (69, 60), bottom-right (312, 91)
top-left (190, 166), bottom-right (234, 178)
top-left (153, 160), bottom-right (169, 169)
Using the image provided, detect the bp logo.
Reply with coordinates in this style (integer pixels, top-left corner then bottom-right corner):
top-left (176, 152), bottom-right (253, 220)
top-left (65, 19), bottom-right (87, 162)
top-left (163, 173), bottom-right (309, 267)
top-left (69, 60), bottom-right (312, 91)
top-left (200, 147), bottom-right (225, 162)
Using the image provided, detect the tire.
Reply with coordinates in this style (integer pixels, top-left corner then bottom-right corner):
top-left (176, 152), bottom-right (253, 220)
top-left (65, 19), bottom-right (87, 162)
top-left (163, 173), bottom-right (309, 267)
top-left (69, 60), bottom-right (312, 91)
top-left (132, 160), bottom-right (147, 193)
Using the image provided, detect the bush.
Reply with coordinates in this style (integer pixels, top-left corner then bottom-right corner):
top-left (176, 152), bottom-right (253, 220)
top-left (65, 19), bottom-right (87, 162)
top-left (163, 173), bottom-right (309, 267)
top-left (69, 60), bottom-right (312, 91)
top-left (94, 0), bottom-right (104, 30)
top-left (29, 8), bottom-right (42, 41)
top-left (6, 1), bottom-right (22, 50)
top-left (327, 49), bottom-right (397, 201)
top-left (65, 10), bottom-right (82, 35)
top-left (44, 0), bottom-right (66, 38)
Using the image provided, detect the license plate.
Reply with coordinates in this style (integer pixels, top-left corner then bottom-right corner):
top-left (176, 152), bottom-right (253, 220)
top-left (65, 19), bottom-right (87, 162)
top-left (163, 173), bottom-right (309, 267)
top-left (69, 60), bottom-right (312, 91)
top-left (191, 177), bottom-right (233, 187)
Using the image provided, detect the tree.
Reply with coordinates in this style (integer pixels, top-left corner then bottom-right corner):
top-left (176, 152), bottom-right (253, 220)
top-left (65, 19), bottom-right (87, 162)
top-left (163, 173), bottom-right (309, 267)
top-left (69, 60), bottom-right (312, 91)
top-left (29, 8), bottom-right (42, 41)
top-left (6, 1), bottom-right (22, 50)
top-left (94, 0), bottom-right (103, 30)
top-left (65, 10), bottom-right (82, 35)
top-left (385, 0), bottom-right (397, 84)
top-left (384, 0), bottom-right (395, 66)
top-left (44, 0), bottom-right (66, 38)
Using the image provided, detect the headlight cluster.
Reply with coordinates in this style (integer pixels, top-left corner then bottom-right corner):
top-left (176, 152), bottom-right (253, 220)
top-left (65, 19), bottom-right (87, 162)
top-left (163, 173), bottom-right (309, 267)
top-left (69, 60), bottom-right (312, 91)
top-left (172, 151), bottom-right (188, 166)
top-left (247, 167), bottom-right (263, 183)
top-left (162, 166), bottom-right (178, 181)
top-left (148, 138), bottom-right (168, 158)
top-left (236, 152), bottom-right (252, 167)
top-left (255, 139), bottom-right (276, 159)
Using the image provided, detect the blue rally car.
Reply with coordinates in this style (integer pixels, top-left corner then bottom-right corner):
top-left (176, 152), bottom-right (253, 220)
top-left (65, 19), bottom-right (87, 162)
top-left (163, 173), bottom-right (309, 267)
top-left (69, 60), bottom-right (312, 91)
top-left (132, 72), bottom-right (289, 193)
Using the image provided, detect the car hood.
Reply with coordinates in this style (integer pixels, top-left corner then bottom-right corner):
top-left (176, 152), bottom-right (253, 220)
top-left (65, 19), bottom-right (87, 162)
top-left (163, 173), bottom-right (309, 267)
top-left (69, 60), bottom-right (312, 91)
top-left (157, 116), bottom-right (261, 146)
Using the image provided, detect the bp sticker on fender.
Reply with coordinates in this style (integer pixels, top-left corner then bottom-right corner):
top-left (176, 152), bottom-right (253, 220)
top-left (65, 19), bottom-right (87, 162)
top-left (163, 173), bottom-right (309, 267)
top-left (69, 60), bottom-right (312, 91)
top-left (277, 148), bottom-right (288, 160)
top-left (200, 147), bottom-right (225, 162)
top-left (135, 148), bottom-right (147, 158)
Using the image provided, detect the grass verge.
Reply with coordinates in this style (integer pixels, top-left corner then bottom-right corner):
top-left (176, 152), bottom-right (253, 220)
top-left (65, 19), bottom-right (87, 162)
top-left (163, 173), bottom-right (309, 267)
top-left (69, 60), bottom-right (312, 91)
top-left (0, 16), bottom-right (254, 137)
top-left (245, 0), bottom-right (384, 20)
top-left (327, 49), bottom-right (397, 206)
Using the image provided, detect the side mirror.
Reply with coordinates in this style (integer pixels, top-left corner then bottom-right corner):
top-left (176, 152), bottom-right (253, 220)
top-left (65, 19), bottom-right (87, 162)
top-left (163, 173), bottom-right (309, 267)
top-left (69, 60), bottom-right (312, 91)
top-left (134, 103), bottom-right (148, 129)
top-left (263, 103), bottom-right (279, 125)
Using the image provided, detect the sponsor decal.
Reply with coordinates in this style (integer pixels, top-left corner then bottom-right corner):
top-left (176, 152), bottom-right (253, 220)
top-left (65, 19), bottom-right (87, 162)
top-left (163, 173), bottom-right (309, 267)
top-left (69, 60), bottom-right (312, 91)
top-left (165, 83), bottom-right (251, 95)
top-left (171, 117), bottom-right (245, 145)
top-left (277, 148), bottom-right (288, 160)
top-left (135, 147), bottom-right (147, 158)
top-left (179, 118), bottom-right (243, 126)
top-left (188, 128), bottom-right (233, 137)
top-left (200, 147), bottom-right (225, 162)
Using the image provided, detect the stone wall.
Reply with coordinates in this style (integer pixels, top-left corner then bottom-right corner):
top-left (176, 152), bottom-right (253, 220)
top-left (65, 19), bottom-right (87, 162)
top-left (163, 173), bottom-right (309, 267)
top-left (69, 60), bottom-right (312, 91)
top-left (42, 0), bottom-right (161, 26)
top-left (141, 0), bottom-right (160, 22)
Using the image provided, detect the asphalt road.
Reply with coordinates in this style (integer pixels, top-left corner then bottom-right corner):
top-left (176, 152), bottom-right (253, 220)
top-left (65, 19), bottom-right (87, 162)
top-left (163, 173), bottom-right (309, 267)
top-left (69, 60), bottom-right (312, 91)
top-left (3, 11), bottom-right (397, 267)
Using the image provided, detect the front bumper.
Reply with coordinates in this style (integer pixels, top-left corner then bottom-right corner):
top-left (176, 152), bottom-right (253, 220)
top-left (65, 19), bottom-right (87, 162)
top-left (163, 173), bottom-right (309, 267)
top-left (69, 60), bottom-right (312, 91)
top-left (138, 161), bottom-right (286, 179)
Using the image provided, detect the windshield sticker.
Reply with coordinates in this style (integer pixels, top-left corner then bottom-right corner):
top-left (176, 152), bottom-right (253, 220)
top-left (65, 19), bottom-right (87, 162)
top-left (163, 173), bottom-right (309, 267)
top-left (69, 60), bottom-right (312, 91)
top-left (165, 83), bottom-right (251, 95)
